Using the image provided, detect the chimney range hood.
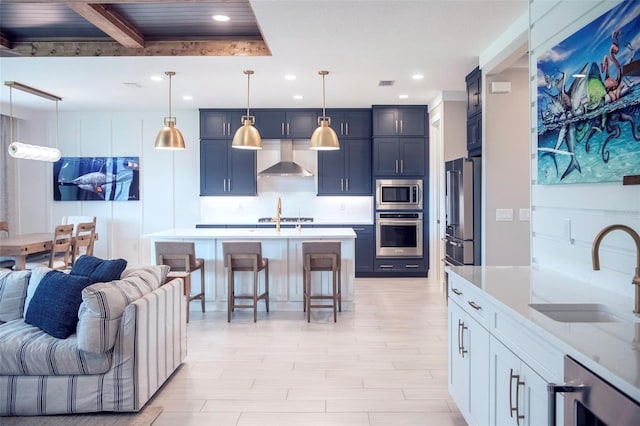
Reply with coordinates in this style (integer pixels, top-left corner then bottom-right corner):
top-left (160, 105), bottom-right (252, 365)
top-left (258, 140), bottom-right (313, 177)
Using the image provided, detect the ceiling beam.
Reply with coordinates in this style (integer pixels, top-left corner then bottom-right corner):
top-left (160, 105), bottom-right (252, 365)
top-left (8, 39), bottom-right (271, 57)
top-left (66, 2), bottom-right (145, 48)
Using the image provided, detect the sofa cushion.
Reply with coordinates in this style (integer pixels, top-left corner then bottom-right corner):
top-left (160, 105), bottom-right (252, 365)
top-left (70, 255), bottom-right (128, 283)
top-left (0, 319), bottom-right (111, 375)
top-left (0, 270), bottom-right (31, 323)
top-left (24, 271), bottom-right (92, 339)
top-left (76, 264), bottom-right (169, 353)
top-left (23, 267), bottom-right (53, 317)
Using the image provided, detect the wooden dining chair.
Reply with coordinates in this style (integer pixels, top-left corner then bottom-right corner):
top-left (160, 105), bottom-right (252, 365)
top-left (0, 221), bottom-right (15, 269)
top-left (25, 224), bottom-right (74, 270)
top-left (71, 219), bottom-right (97, 265)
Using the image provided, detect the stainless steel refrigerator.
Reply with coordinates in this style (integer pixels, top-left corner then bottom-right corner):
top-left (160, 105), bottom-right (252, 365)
top-left (444, 157), bottom-right (481, 266)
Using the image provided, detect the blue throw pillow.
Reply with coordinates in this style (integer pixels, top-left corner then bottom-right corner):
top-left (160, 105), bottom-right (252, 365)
top-left (70, 255), bottom-right (127, 283)
top-left (25, 270), bottom-right (92, 339)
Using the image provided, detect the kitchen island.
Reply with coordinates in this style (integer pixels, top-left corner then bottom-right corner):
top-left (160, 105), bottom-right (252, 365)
top-left (145, 228), bottom-right (357, 312)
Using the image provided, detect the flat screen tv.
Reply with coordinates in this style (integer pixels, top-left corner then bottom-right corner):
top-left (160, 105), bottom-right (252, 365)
top-left (53, 156), bottom-right (140, 201)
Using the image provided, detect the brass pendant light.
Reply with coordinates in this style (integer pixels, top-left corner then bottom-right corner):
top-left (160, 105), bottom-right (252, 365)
top-left (310, 70), bottom-right (339, 150)
top-left (154, 71), bottom-right (186, 150)
top-left (232, 70), bottom-right (262, 150)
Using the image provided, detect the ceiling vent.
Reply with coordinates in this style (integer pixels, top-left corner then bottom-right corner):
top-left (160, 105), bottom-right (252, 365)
top-left (122, 82), bottom-right (143, 88)
top-left (378, 80), bottom-right (395, 87)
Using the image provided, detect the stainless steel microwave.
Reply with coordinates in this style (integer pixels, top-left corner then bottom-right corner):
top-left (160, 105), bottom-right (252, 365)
top-left (375, 179), bottom-right (423, 210)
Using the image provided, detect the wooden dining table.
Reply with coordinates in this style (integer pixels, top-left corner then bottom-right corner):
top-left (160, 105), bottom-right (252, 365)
top-left (0, 232), bottom-right (98, 270)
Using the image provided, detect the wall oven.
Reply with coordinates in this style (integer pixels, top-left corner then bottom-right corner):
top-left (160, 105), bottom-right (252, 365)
top-left (548, 356), bottom-right (640, 425)
top-left (376, 212), bottom-right (422, 257)
top-left (376, 179), bottom-right (423, 211)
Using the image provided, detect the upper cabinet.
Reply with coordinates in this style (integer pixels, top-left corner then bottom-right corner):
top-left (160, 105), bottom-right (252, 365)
top-left (373, 137), bottom-right (426, 176)
top-left (200, 109), bottom-right (245, 139)
top-left (253, 109), bottom-right (319, 139)
top-left (199, 139), bottom-right (256, 196)
top-left (466, 67), bottom-right (482, 118)
top-left (326, 109), bottom-right (372, 139)
top-left (466, 67), bottom-right (482, 157)
top-left (318, 138), bottom-right (372, 195)
top-left (372, 106), bottom-right (426, 137)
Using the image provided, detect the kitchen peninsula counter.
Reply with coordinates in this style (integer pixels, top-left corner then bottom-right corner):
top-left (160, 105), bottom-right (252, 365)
top-left (447, 265), bottom-right (640, 404)
top-left (145, 228), bottom-right (356, 313)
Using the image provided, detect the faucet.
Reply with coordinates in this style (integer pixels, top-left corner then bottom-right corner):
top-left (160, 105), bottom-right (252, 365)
top-left (273, 197), bottom-right (282, 234)
top-left (592, 224), bottom-right (640, 314)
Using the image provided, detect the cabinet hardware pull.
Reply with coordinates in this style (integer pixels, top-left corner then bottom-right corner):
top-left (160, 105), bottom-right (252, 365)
top-left (287, 123), bottom-right (290, 135)
top-left (227, 123), bottom-right (231, 136)
top-left (468, 301), bottom-right (482, 310)
top-left (227, 179), bottom-right (231, 192)
top-left (340, 122), bottom-right (344, 135)
top-left (353, 228), bottom-right (365, 231)
top-left (345, 122), bottom-right (349, 135)
top-left (457, 319), bottom-right (463, 354)
top-left (400, 119), bottom-right (404, 134)
top-left (379, 264), bottom-right (393, 269)
top-left (547, 383), bottom-right (586, 426)
top-left (345, 179), bottom-right (349, 192)
top-left (341, 178), bottom-right (344, 192)
top-left (452, 288), bottom-right (463, 296)
top-left (281, 122), bottom-right (285, 135)
top-left (459, 321), bottom-right (468, 358)
top-left (395, 160), bottom-right (399, 173)
top-left (400, 159), bottom-right (404, 173)
top-left (395, 119), bottom-right (398, 133)
top-left (405, 264), bottom-right (419, 268)
top-left (509, 369), bottom-right (525, 424)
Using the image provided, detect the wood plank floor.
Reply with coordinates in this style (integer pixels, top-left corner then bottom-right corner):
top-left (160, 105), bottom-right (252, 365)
top-left (149, 277), bottom-right (466, 426)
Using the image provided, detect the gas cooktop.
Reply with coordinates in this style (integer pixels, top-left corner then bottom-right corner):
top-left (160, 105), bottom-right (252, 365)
top-left (258, 217), bottom-right (314, 223)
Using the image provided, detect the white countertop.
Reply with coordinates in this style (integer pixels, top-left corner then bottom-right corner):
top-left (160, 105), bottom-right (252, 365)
top-left (196, 221), bottom-right (374, 226)
top-left (145, 227), bottom-right (357, 240)
top-left (447, 265), bottom-right (640, 402)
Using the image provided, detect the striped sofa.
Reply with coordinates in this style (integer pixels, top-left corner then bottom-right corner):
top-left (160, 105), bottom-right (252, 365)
top-left (0, 265), bottom-right (187, 416)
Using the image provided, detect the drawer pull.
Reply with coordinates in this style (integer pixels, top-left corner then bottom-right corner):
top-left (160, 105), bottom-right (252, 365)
top-left (452, 288), bottom-right (463, 296)
top-left (405, 264), bottom-right (419, 268)
top-left (468, 301), bottom-right (482, 310)
top-left (379, 265), bottom-right (393, 269)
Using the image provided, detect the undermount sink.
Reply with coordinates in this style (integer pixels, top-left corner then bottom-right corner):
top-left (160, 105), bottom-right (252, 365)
top-left (529, 303), bottom-right (624, 323)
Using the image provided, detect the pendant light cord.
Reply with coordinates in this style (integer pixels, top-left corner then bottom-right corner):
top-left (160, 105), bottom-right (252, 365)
top-left (9, 86), bottom-right (13, 143)
top-left (168, 72), bottom-right (173, 119)
top-left (55, 99), bottom-right (59, 151)
top-left (246, 72), bottom-right (251, 117)
top-left (322, 73), bottom-right (326, 117)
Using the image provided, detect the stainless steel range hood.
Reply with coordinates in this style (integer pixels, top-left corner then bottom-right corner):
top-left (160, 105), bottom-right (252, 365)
top-left (258, 140), bottom-right (313, 177)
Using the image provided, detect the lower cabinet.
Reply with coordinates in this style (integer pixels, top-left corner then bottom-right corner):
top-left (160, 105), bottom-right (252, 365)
top-left (448, 299), bottom-right (490, 425)
top-left (374, 258), bottom-right (426, 274)
top-left (489, 337), bottom-right (548, 426)
top-left (352, 226), bottom-right (374, 275)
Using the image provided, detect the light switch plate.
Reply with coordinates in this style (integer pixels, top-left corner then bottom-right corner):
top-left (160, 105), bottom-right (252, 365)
top-left (496, 208), bottom-right (513, 221)
top-left (519, 208), bottom-right (530, 221)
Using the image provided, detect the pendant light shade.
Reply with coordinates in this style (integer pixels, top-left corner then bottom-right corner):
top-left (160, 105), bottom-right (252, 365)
top-left (155, 71), bottom-right (186, 150)
top-left (310, 70), bottom-right (339, 151)
top-left (232, 70), bottom-right (262, 150)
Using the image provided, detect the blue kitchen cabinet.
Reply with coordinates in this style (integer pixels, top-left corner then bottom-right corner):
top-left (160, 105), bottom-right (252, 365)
top-left (253, 109), bottom-right (319, 139)
top-left (373, 137), bottom-right (426, 176)
top-left (466, 67), bottom-right (482, 156)
top-left (199, 139), bottom-right (256, 196)
top-left (200, 109), bottom-right (245, 139)
top-left (372, 106), bottom-right (426, 137)
top-left (317, 138), bottom-right (372, 195)
top-left (467, 113), bottom-right (482, 157)
top-left (325, 109), bottom-right (372, 139)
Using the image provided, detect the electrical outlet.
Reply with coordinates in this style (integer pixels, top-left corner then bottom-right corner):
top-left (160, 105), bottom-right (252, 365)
top-left (340, 203), bottom-right (346, 211)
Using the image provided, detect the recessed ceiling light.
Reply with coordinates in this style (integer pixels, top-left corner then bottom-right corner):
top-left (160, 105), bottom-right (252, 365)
top-left (150, 75), bottom-right (163, 82)
top-left (285, 74), bottom-right (297, 81)
top-left (183, 95), bottom-right (193, 101)
top-left (399, 94), bottom-right (409, 99)
top-left (213, 15), bottom-right (230, 22)
top-left (293, 94), bottom-right (303, 100)
top-left (412, 74), bottom-right (424, 80)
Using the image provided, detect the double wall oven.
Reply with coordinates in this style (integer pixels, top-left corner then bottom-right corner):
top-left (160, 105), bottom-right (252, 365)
top-left (375, 179), bottom-right (423, 259)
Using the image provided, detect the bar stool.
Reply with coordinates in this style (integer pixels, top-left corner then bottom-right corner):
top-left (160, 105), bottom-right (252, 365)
top-left (302, 241), bottom-right (341, 322)
top-left (223, 241), bottom-right (269, 322)
top-left (155, 241), bottom-right (205, 323)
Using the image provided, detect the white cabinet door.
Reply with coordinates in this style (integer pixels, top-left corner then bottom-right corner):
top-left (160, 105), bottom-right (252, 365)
top-left (490, 336), bottom-right (549, 426)
top-left (449, 299), bottom-right (490, 425)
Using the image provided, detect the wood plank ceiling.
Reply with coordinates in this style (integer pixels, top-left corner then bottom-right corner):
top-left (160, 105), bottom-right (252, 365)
top-left (0, 0), bottom-right (270, 57)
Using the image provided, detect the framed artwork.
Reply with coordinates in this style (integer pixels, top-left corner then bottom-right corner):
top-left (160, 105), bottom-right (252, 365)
top-left (53, 157), bottom-right (140, 201)
top-left (537, 1), bottom-right (640, 184)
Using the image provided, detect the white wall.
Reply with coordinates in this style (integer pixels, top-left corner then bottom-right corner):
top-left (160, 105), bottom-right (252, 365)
top-left (530, 0), bottom-right (640, 297)
top-left (484, 67), bottom-right (531, 266)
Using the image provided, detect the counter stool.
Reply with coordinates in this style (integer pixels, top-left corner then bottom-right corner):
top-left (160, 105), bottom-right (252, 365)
top-left (155, 241), bottom-right (205, 323)
top-left (223, 241), bottom-right (269, 322)
top-left (302, 241), bottom-right (341, 322)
